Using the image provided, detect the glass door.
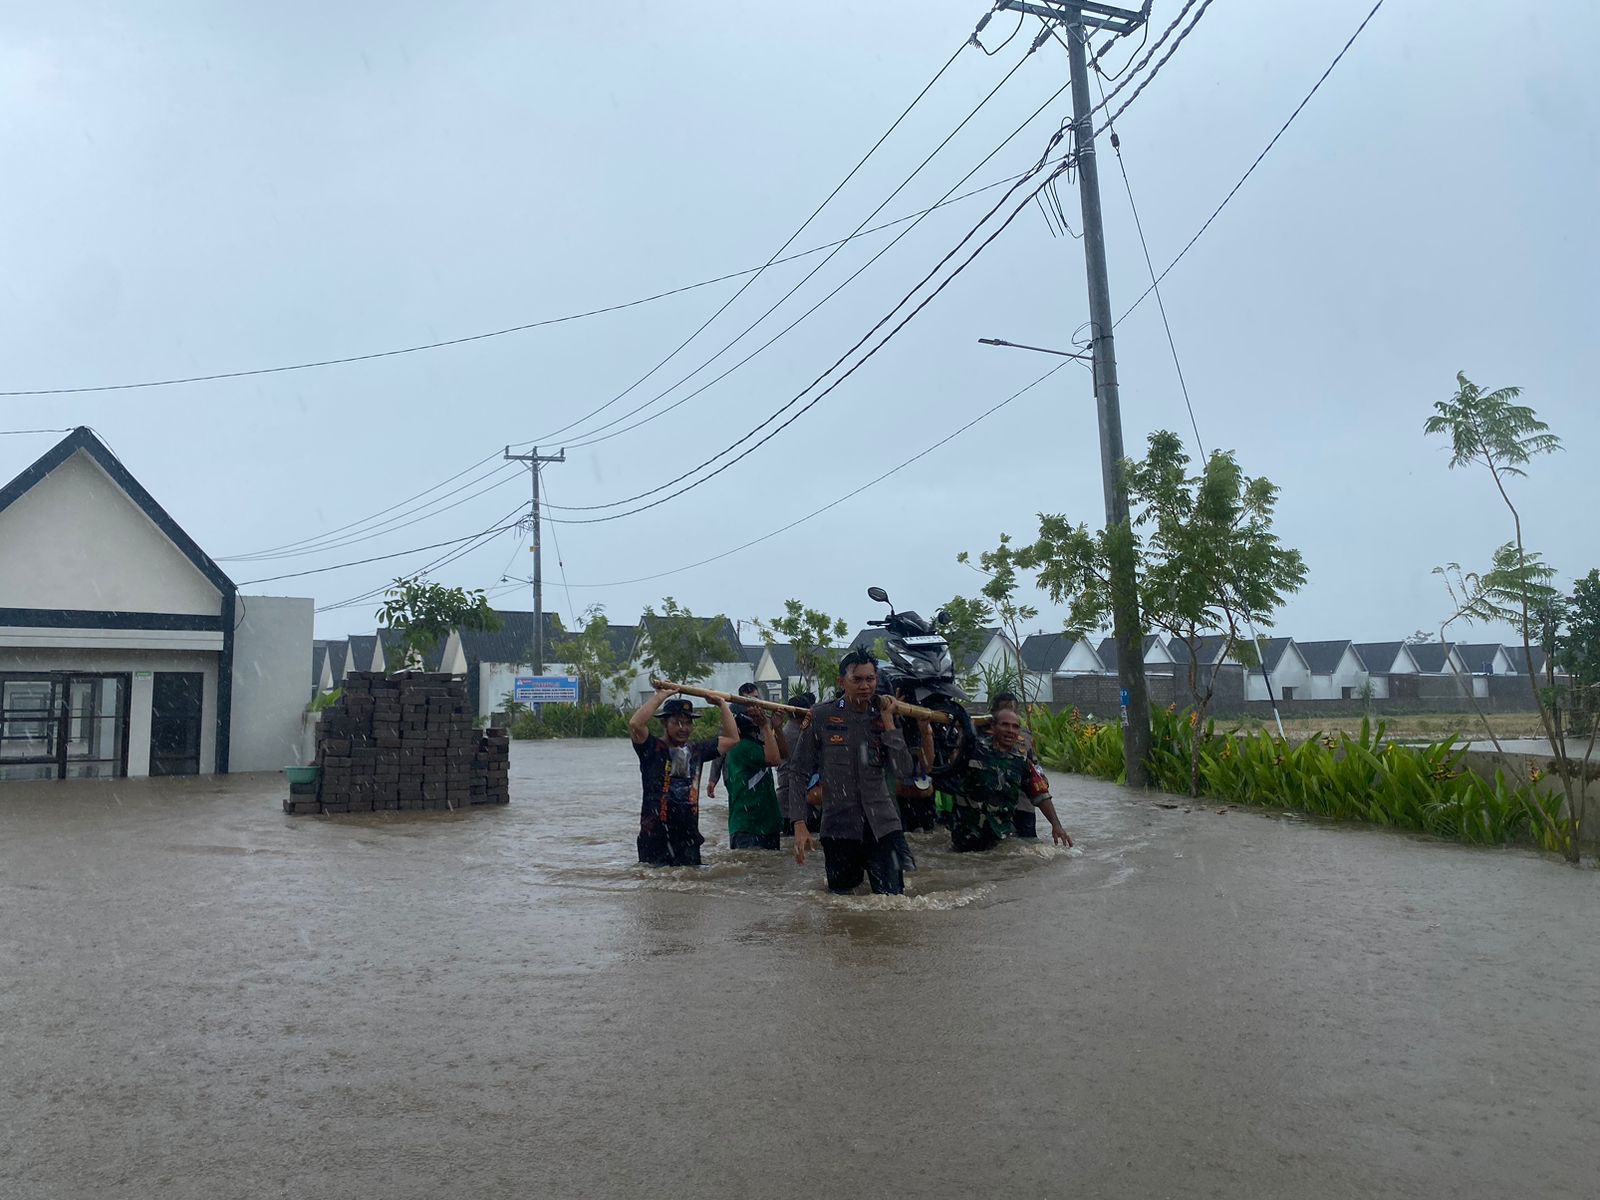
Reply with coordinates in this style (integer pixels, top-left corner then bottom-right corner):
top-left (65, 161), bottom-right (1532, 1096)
top-left (0, 673), bottom-right (131, 781)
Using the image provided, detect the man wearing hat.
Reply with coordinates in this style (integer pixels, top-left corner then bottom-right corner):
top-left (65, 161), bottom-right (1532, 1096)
top-left (628, 685), bottom-right (739, 867)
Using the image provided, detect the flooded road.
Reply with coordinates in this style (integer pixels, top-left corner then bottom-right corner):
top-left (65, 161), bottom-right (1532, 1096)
top-left (3, 739), bottom-right (1597, 1199)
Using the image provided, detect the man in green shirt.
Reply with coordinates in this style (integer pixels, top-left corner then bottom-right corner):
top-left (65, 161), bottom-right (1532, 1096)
top-left (723, 705), bottom-right (787, 850)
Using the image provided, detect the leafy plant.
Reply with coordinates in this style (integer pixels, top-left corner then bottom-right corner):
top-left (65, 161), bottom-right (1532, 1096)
top-left (1424, 372), bottom-right (1586, 861)
top-left (639, 597), bottom-right (731, 687)
top-left (1035, 706), bottom-right (1564, 852)
top-left (755, 600), bottom-right (849, 694)
top-left (375, 575), bottom-right (500, 671)
top-left (960, 533), bottom-right (1039, 703)
top-left (554, 605), bottom-right (638, 706)
top-left (1017, 430), bottom-right (1306, 796)
top-left (308, 687), bottom-right (343, 714)
top-left (938, 594), bottom-right (993, 695)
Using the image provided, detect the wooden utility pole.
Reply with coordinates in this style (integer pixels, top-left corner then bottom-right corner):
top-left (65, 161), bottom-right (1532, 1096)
top-left (503, 446), bottom-right (566, 675)
top-left (999, 0), bottom-right (1152, 786)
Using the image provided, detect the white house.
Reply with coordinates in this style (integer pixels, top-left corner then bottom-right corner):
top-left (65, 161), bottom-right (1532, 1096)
top-left (1248, 638), bottom-right (1312, 702)
top-left (0, 428), bottom-right (310, 780)
top-left (1353, 641), bottom-right (1422, 700)
top-left (1456, 643), bottom-right (1517, 699)
top-left (1097, 634), bottom-right (1178, 674)
top-left (1297, 639), bottom-right (1370, 701)
top-left (1020, 633), bottom-right (1104, 704)
top-left (753, 642), bottom-right (815, 701)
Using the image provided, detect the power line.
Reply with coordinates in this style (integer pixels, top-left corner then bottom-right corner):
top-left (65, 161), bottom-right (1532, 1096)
top-left (545, 33), bottom-right (1053, 452)
top-left (538, 477), bottom-right (579, 627)
top-left (559, 90), bottom-right (1075, 455)
top-left (239, 509), bottom-right (522, 586)
top-left (530, 37), bottom-right (973, 446)
top-left (0, 165), bottom-right (1034, 402)
top-left (543, 6), bottom-right (1205, 522)
top-left (554, 361), bottom-right (1069, 588)
top-left (311, 507), bottom-right (526, 612)
top-left (220, 460), bottom-right (521, 562)
top-left (1116, 0), bottom-right (1387, 327)
top-left (0, 427), bottom-right (74, 436)
top-left (1095, 71), bottom-right (1205, 458)
top-left (546, 152), bottom-right (1077, 526)
top-left (221, 449), bottom-right (506, 559)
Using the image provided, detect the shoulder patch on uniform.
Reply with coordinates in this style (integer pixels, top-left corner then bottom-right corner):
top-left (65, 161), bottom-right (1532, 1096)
top-left (827, 733), bottom-right (847, 745)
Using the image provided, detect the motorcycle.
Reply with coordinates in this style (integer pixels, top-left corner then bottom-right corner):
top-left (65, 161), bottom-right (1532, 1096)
top-left (864, 586), bottom-right (977, 825)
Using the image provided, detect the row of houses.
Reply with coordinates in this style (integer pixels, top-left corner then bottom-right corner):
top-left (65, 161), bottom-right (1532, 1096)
top-left (1016, 633), bottom-right (1557, 705)
top-left (313, 610), bottom-right (1562, 719)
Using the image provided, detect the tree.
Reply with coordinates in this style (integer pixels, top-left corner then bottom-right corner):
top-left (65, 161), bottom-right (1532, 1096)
top-left (959, 533), bottom-right (1039, 704)
top-left (556, 605), bottom-right (638, 708)
top-left (1424, 372), bottom-right (1585, 861)
top-left (375, 575), bottom-right (500, 671)
top-left (1017, 430), bottom-right (1306, 796)
top-left (639, 597), bottom-right (730, 688)
top-left (755, 600), bottom-right (849, 695)
top-left (1560, 570), bottom-right (1600, 730)
top-left (939, 593), bottom-right (993, 695)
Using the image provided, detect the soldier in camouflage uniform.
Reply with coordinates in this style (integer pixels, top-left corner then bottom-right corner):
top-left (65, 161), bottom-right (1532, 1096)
top-left (941, 708), bottom-right (1072, 853)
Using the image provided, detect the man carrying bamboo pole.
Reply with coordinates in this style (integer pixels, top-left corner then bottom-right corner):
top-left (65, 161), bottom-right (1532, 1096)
top-left (628, 686), bottom-right (739, 867)
top-left (787, 648), bottom-right (918, 895)
top-left (777, 691), bottom-right (817, 835)
top-left (722, 705), bottom-right (788, 850)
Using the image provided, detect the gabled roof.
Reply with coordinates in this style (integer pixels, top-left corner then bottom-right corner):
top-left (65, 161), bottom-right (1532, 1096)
top-left (1353, 641), bottom-right (1413, 674)
top-left (1504, 645), bottom-right (1548, 675)
top-left (638, 613), bottom-right (745, 662)
top-left (953, 627), bottom-right (1001, 672)
top-left (760, 642), bottom-right (800, 680)
top-left (1297, 639), bottom-right (1358, 675)
top-left (742, 644), bottom-right (765, 667)
top-left (1021, 633), bottom-right (1079, 673)
top-left (376, 627), bottom-right (446, 671)
top-left (1456, 643), bottom-right (1509, 674)
top-left (0, 426), bottom-right (234, 597)
top-left (311, 643), bottom-right (328, 686)
top-left (347, 634), bottom-right (380, 673)
top-left (1096, 634), bottom-right (1169, 672)
top-left (316, 638), bottom-right (351, 684)
top-left (453, 609), bottom-right (567, 666)
top-left (1407, 642), bottom-right (1455, 674)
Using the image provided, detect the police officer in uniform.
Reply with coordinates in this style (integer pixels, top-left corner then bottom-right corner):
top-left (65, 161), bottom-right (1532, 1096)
top-left (787, 649), bottom-right (918, 895)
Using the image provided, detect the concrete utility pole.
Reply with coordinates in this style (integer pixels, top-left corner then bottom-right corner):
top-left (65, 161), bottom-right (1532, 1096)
top-left (999, 0), bottom-right (1152, 786)
top-left (503, 446), bottom-right (566, 676)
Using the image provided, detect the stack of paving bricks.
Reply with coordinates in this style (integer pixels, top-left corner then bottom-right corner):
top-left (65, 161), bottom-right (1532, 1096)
top-left (287, 671), bottom-right (510, 815)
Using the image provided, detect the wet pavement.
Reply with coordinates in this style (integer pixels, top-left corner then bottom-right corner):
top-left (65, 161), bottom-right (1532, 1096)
top-left (2, 738), bottom-right (1597, 1199)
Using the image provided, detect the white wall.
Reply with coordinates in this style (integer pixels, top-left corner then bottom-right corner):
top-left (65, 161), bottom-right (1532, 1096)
top-left (230, 595), bottom-right (313, 772)
top-left (0, 450), bottom-right (222, 616)
top-left (0, 645), bottom-right (217, 776)
top-left (1308, 648), bottom-right (1370, 701)
top-left (1249, 649), bottom-right (1312, 702)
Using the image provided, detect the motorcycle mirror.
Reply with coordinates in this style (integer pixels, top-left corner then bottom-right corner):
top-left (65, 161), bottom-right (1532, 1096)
top-left (936, 609), bottom-right (951, 626)
top-left (866, 586), bottom-right (890, 605)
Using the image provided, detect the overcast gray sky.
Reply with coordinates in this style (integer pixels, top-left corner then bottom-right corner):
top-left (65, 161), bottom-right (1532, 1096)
top-left (3, 0), bottom-right (1596, 649)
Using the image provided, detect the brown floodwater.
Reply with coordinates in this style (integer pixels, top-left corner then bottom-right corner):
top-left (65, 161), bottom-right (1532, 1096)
top-left (2, 739), bottom-right (1596, 1198)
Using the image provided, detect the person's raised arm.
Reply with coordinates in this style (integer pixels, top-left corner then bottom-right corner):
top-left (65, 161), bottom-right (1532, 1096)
top-left (714, 698), bottom-right (739, 756)
top-left (629, 686), bottom-right (672, 744)
top-left (877, 695), bottom-right (914, 776)
top-left (771, 714), bottom-right (791, 764)
top-left (754, 709), bottom-right (783, 766)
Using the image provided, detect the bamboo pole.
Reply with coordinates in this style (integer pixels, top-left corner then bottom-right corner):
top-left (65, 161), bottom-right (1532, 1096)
top-left (650, 677), bottom-right (956, 724)
top-left (649, 678), bottom-right (807, 718)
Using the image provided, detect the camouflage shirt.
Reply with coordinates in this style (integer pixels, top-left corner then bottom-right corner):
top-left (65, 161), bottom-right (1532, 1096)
top-left (949, 736), bottom-right (1042, 843)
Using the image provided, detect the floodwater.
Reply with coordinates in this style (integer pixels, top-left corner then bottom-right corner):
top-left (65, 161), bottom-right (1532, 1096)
top-left (3, 740), bottom-right (1597, 1199)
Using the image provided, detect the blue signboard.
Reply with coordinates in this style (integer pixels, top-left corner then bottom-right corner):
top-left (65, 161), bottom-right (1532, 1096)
top-left (514, 676), bottom-right (579, 705)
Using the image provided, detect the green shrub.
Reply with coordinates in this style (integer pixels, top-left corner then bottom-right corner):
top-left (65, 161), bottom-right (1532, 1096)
top-left (508, 704), bottom-right (630, 740)
top-left (1033, 706), bottom-right (1563, 851)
